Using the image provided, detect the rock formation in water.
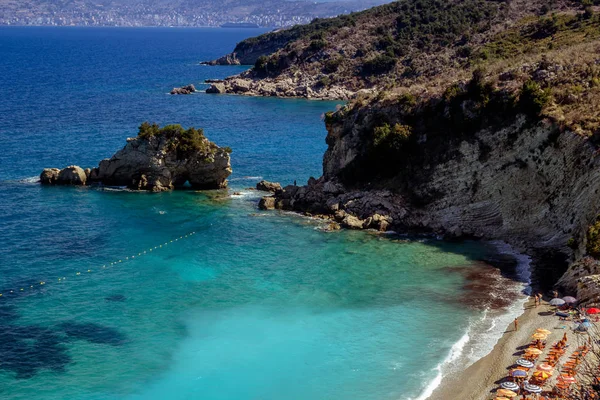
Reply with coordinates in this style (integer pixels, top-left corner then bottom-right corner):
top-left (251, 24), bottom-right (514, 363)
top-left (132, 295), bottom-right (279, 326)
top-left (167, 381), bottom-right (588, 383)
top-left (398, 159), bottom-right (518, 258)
top-left (40, 123), bottom-right (232, 192)
top-left (256, 180), bottom-right (282, 193)
top-left (170, 84), bottom-right (196, 95)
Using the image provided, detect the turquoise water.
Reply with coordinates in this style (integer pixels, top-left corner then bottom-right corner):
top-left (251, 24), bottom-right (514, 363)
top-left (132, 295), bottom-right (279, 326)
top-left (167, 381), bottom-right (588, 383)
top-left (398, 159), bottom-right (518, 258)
top-left (0, 27), bottom-right (521, 400)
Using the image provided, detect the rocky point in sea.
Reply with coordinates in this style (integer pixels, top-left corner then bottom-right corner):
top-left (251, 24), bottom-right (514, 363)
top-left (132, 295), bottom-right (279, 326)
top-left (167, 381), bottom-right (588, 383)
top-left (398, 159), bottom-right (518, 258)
top-left (40, 122), bottom-right (232, 192)
top-left (170, 84), bottom-right (196, 95)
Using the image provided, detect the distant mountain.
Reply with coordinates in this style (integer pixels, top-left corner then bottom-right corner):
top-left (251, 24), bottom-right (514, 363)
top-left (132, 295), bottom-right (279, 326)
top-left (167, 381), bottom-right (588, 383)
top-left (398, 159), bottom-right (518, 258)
top-left (0, 0), bottom-right (393, 28)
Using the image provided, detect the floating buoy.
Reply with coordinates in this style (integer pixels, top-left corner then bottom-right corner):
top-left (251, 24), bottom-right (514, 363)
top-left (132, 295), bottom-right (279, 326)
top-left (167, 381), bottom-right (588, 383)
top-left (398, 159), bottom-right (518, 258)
top-left (1, 231), bottom-right (196, 300)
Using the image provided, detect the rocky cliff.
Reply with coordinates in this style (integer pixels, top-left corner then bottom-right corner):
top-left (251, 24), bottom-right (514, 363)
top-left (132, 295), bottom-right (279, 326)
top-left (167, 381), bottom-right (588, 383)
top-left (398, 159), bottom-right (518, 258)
top-left (40, 123), bottom-right (232, 192)
top-left (261, 51), bottom-right (600, 303)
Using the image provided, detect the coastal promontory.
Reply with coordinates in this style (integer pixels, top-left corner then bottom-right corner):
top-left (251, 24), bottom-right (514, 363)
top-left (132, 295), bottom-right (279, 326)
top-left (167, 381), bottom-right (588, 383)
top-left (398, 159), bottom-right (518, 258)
top-left (40, 123), bottom-right (232, 192)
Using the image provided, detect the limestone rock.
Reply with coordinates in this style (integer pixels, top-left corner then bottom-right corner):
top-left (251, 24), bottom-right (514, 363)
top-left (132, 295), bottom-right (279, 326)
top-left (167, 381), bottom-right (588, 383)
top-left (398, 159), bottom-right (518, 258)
top-left (206, 83), bottom-right (226, 94)
top-left (170, 84), bottom-right (196, 95)
top-left (57, 166), bottom-right (87, 185)
top-left (258, 196), bottom-right (276, 210)
top-left (256, 180), bottom-right (282, 193)
top-left (342, 215), bottom-right (364, 229)
top-left (41, 126), bottom-right (231, 192)
top-left (40, 168), bottom-right (60, 185)
top-left (96, 135), bottom-right (231, 190)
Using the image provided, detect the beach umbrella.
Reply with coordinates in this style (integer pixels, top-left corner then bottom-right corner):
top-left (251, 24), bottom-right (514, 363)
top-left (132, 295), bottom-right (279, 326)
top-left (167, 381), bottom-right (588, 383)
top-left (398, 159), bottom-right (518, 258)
top-left (494, 397), bottom-right (511, 400)
top-left (562, 296), bottom-right (577, 304)
top-left (536, 328), bottom-right (552, 335)
top-left (500, 381), bottom-right (520, 391)
top-left (587, 307), bottom-right (600, 314)
top-left (536, 363), bottom-right (553, 372)
top-left (579, 321), bottom-right (592, 330)
top-left (531, 332), bottom-right (547, 340)
top-left (550, 298), bottom-right (566, 306)
top-left (497, 388), bottom-right (518, 397)
top-left (525, 348), bottom-right (543, 355)
top-left (511, 369), bottom-right (528, 377)
top-left (516, 359), bottom-right (534, 368)
top-left (558, 375), bottom-right (577, 384)
top-left (533, 371), bottom-right (552, 380)
top-left (523, 383), bottom-right (542, 394)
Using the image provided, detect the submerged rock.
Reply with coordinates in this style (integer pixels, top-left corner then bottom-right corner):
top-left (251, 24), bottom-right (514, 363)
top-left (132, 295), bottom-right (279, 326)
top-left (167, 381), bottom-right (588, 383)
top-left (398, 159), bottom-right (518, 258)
top-left (170, 84), bottom-right (196, 95)
top-left (41, 123), bottom-right (232, 192)
top-left (258, 196), bottom-right (276, 210)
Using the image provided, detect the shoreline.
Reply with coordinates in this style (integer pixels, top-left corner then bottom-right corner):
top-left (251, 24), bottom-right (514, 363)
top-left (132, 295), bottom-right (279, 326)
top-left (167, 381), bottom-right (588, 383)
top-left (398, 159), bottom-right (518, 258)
top-left (427, 297), bottom-right (555, 400)
top-left (409, 242), bottom-right (532, 400)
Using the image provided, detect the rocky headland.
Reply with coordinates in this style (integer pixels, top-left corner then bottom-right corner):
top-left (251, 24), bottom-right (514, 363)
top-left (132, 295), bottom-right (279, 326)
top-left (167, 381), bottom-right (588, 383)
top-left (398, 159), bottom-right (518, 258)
top-left (200, 0), bottom-right (600, 309)
top-left (40, 123), bottom-right (232, 192)
top-left (256, 46), bottom-right (600, 307)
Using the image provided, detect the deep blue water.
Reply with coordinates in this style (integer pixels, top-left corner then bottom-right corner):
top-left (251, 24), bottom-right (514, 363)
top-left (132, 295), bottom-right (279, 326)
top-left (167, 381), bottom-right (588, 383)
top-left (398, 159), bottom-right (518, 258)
top-left (0, 27), bottom-right (527, 400)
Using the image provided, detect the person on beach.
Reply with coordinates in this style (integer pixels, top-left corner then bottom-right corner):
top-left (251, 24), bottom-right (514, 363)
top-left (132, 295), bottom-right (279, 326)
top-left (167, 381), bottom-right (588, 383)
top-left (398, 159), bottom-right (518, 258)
top-left (537, 293), bottom-right (543, 305)
top-left (514, 317), bottom-right (518, 331)
top-left (534, 293), bottom-right (539, 307)
top-left (552, 290), bottom-right (559, 299)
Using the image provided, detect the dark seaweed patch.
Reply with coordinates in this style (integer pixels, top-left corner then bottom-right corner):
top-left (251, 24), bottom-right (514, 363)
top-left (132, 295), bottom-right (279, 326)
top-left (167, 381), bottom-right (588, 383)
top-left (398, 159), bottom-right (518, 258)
top-left (105, 294), bottom-right (126, 302)
top-left (0, 324), bottom-right (70, 379)
top-left (58, 322), bottom-right (127, 346)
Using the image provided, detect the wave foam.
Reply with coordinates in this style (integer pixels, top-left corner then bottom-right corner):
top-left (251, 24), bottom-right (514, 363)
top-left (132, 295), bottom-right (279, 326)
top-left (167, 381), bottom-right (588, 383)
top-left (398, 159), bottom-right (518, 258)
top-left (229, 176), bottom-right (263, 182)
top-left (19, 176), bottom-right (39, 184)
top-left (410, 241), bottom-right (531, 400)
top-left (410, 332), bottom-right (471, 400)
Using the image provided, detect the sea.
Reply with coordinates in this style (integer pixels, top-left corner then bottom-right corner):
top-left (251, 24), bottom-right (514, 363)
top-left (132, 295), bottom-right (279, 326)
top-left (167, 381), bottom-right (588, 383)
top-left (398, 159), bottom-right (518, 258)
top-left (0, 27), bottom-right (530, 400)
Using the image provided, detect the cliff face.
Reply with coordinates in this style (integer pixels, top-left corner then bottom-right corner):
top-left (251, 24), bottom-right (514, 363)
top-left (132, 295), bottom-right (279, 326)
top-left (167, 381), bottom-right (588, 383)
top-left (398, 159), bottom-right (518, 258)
top-left (202, 36), bottom-right (292, 66)
top-left (272, 113), bottom-right (600, 295)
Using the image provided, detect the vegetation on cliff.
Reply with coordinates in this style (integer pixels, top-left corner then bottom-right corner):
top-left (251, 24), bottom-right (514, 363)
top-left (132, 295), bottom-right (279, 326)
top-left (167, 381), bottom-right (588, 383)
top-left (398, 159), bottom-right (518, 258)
top-left (212, 0), bottom-right (600, 100)
top-left (138, 122), bottom-right (231, 160)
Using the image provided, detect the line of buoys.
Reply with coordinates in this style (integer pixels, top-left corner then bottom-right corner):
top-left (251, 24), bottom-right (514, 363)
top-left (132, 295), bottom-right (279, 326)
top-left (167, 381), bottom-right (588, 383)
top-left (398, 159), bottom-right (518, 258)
top-left (0, 231), bottom-right (196, 299)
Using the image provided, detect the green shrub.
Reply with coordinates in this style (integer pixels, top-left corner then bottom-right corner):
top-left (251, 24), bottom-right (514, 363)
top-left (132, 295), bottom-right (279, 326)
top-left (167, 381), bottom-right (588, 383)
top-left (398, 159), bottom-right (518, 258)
top-left (318, 76), bottom-right (331, 87)
top-left (587, 218), bottom-right (600, 257)
top-left (308, 39), bottom-right (327, 52)
top-left (361, 54), bottom-right (397, 76)
top-left (254, 55), bottom-right (268, 73)
top-left (138, 122), bottom-right (160, 138)
top-left (518, 80), bottom-right (552, 116)
top-left (137, 123), bottom-right (214, 160)
top-left (323, 57), bottom-right (343, 73)
top-left (373, 123), bottom-right (412, 150)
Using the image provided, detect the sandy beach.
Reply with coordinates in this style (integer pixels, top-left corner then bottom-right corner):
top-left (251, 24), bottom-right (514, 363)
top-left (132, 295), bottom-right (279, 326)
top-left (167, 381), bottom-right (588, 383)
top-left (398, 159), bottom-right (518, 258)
top-left (429, 298), bottom-right (572, 400)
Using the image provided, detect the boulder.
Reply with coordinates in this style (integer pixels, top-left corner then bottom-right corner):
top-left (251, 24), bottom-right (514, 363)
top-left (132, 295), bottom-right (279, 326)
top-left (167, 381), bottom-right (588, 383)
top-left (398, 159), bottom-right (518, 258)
top-left (170, 84), bottom-right (196, 95)
top-left (256, 180), bottom-right (282, 193)
top-left (57, 166), bottom-right (87, 185)
top-left (206, 83), bottom-right (226, 94)
top-left (258, 196), bottom-right (276, 210)
top-left (342, 215), bottom-right (365, 229)
top-left (40, 168), bottom-right (60, 185)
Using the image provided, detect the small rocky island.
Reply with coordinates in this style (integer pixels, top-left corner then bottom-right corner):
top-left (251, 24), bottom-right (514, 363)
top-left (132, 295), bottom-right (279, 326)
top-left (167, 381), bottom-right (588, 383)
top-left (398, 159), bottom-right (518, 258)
top-left (170, 84), bottom-right (196, 95)
top-left (40, 123), bottom-right (232, 192)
